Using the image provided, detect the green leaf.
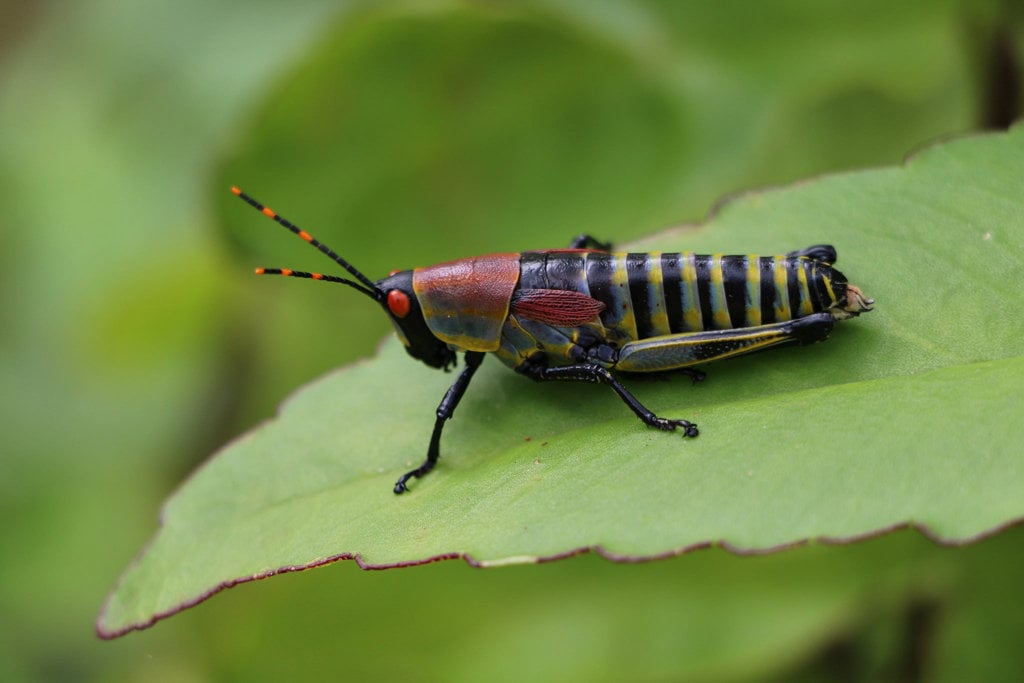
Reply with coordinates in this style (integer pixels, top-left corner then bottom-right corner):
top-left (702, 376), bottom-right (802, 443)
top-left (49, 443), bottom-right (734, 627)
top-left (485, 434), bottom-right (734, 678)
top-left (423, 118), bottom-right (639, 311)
top-left (98, 124), bottom-right (1024, 638)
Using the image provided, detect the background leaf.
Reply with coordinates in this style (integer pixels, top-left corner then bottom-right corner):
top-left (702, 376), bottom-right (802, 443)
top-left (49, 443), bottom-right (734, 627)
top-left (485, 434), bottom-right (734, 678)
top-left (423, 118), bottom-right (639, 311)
top-left (98, 123), bottom-right (1024, 638)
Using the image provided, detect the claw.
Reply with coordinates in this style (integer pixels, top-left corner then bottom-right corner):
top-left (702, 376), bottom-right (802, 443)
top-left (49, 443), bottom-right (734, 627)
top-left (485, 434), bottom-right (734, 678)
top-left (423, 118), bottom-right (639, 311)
top-left (672, 420), bottom-right (699, 437)
top-left (394, 472), bottom-right (415, 494)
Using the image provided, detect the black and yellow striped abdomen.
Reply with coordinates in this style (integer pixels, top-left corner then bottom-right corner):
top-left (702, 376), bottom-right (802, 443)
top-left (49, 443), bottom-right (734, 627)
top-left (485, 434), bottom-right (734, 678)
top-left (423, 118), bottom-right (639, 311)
top-left (517, 248), bottom-right (847, 343)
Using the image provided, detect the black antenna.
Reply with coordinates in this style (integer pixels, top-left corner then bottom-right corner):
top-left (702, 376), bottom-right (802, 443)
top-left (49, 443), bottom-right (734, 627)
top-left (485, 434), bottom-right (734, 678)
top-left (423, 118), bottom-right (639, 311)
top-left (231, 186), bottom-right (383, 301)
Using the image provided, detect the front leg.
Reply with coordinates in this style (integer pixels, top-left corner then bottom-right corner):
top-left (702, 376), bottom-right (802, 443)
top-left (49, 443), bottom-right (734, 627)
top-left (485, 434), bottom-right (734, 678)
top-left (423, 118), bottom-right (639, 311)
top-left (394, 351), bottom-right (485, 494)
top-left (520, 358), bottom-right (699, 437)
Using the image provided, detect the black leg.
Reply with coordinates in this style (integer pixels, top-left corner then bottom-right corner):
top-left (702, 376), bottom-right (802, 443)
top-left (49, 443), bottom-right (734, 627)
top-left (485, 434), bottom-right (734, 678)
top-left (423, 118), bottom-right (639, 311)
top-left (524, 361), bottom-right (699, 437)
top-left (680, 367), bottom-right (706, 384)
top-left (567, 234), bottom-right (613, 251)
top-left (394, 351), bottom-right (485, 494)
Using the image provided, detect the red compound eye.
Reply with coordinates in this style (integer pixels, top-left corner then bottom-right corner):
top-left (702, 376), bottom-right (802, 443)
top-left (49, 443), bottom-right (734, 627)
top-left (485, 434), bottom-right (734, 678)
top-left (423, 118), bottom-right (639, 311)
top-left (387, 289), bottom-right (410, 318)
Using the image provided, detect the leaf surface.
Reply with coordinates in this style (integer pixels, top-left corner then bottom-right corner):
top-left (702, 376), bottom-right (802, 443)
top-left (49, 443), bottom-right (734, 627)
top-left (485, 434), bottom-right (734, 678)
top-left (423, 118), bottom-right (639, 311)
top-left (99, 125), bottom-right (1024, 638)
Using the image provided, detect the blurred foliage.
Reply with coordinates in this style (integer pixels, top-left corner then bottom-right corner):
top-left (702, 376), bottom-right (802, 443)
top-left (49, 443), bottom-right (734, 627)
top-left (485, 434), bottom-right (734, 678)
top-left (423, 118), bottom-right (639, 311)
top-left (1, 0), bottom-right (1022, 681)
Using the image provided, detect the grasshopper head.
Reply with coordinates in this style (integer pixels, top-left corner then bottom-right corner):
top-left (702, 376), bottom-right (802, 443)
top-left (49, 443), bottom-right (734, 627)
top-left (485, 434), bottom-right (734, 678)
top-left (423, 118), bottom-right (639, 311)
top-left (234, 187), bottom-right (455, 371)
top-left (377, 270), bottom-right (457, 371)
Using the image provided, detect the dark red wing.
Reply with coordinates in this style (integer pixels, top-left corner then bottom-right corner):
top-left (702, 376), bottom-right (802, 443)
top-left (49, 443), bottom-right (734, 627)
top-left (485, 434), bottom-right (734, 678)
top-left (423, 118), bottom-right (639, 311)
top-left (511, 288), bottom-right (605, 326)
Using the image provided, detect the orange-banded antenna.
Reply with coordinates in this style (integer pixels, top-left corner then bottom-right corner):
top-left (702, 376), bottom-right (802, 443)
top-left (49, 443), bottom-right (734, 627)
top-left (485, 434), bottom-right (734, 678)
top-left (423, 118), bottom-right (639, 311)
top-left (231, 186), bottom-right (383, 301)
top-left (254, 267), bottom-right (372, 286)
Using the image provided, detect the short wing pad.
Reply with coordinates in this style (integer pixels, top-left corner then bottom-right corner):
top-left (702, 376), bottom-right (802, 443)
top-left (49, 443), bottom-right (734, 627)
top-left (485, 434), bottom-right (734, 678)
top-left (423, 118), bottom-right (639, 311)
top-left (511, 288), bottom-right (606, 327)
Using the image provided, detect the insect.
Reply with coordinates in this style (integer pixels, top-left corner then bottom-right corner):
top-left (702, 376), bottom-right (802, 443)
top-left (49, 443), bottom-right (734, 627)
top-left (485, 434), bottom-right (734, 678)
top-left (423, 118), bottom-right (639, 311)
top-left (232, 187), bottom-right (874, 494)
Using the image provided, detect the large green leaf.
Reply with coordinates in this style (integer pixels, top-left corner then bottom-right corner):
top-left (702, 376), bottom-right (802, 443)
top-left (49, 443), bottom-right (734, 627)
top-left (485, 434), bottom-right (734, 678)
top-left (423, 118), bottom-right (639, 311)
top-left (99, 124), bottom-right (1024, 638)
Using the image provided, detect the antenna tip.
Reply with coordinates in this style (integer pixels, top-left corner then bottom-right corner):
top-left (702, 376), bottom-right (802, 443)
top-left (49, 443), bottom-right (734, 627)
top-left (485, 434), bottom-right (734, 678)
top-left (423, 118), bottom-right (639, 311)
top-left (254, 267), bottom-right (265, 275)
top-left (231, 186), bottom-right (242, 196)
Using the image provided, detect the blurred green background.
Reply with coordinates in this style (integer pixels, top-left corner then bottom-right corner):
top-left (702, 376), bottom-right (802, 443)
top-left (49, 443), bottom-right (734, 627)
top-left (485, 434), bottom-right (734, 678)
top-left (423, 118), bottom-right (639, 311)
top-left (2, 1), bottom-right (1022, 681)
